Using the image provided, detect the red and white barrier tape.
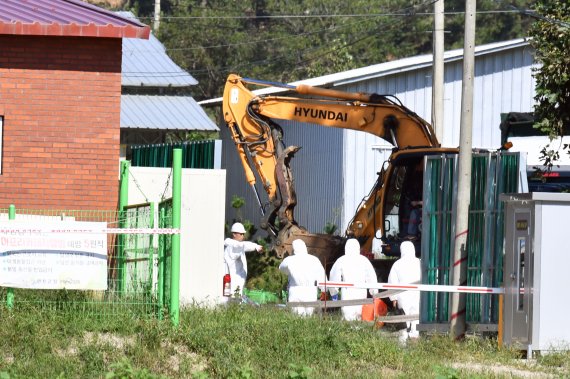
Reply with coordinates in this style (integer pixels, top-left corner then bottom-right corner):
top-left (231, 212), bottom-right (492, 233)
top-left (0, 227), bottom-right (180, 235)
top-left (318, 281), bottom-right (504, 294)
top-left (104, 228), bottom-right (180, 235)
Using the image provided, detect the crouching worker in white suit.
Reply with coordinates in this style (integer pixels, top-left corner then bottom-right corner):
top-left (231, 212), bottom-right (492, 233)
top-left (279, 239), bottom-right (327, 316)
top-left (388, 241), bottom-right (421, 342)
top-left (224, 222), bottom-right (263, 297)
top-left (329, 238), bottom-right (378, 321)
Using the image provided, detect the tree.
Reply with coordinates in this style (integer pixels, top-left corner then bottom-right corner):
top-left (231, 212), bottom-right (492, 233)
top-left (146, 0), bottom-right (534, 101)
top-left (528, 0), bottom-right (570, 166)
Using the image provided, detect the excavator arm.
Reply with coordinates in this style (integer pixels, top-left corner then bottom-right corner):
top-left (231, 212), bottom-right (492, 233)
top-left (222, 74), bottom-right (441, 264)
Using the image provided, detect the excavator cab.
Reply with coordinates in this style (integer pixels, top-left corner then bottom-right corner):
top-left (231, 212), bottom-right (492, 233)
top-left (380, 154), bottom-right (426, 257)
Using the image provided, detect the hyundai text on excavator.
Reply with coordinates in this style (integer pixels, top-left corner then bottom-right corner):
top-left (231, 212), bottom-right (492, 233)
top-left (222, 74), bottom-right (458, 269)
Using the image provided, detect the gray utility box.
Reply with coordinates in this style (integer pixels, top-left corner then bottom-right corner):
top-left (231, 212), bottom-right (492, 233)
top-left (501, 192), bottom-right (570, 355)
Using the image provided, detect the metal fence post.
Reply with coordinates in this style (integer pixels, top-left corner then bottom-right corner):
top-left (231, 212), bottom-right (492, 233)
top-left (148, 202), bottom-right (155, 300)
top-left (158, 206), bottom-right (166, 320)
top-left (170, 149), bottom-right (182, 326)
top-left (6, 204), bottom-right (15, 308)
top-left (119, 160), bottom-right (130, 293)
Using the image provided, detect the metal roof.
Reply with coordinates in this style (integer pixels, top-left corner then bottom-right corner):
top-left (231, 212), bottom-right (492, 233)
top-left (0, 0), bottom-right (149, 39)
top-left (121, 95), bottom-right (218, 132)
top-left (200, 38), bottom-right (530, 105)
top-left (119, 12), bottom-right (197, 87)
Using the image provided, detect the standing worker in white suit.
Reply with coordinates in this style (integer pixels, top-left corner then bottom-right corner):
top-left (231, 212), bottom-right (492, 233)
top-left (329, 238), bottom-right (378, 321)
top-left (224, 222), bottom-right (263, 297)
top-left (388, 240), bottom-right (421, 341)
top-left (279, 239), bottom-right (327, 316)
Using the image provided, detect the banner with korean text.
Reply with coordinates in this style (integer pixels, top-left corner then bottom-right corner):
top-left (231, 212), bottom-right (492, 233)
top-left (0, 221), bottom-right (107, 290)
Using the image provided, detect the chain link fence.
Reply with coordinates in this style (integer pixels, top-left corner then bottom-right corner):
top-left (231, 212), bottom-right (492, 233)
top-left (0, 204), bottom-right (174, 320)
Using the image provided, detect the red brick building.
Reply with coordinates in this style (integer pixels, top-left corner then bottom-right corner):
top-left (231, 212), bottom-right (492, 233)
top-left (0, 0), bottom-right (149, 210)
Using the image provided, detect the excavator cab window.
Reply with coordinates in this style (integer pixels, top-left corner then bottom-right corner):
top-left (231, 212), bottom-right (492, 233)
top-left (383, 157), bottom-right (424, 240)
top-left (383, 166), bottom-right (405, 237)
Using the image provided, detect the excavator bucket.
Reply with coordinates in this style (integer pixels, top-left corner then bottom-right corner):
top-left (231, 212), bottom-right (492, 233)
top-left (268, 142), bottom-right (346, 272)
top-left (272, 224), bottom-right (346, 273)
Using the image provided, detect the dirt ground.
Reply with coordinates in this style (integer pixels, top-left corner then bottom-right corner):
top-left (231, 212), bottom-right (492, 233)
top-left (451, 362), bottom-right (560, 378)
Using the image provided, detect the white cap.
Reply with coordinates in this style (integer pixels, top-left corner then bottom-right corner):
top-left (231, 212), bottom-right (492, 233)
top-left (231, 222), bottom-right (246, 234)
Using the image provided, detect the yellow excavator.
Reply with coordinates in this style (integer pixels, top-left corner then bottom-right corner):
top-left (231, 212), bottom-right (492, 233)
top-left (222, 74), bottom-right (457, 269)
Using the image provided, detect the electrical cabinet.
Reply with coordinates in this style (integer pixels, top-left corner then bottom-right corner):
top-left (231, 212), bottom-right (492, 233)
top-left (501, 192), bottom-right (570, 356)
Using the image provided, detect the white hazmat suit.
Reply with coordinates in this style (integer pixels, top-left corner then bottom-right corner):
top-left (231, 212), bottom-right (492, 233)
top-left (329, 238), bottom-right (378, 321)
top-left (224, 224), bottom-right (262, 297)
top-left (388, 241), bottom-right (421, 340)
top-left (279, 239), bottom-right (327, 316)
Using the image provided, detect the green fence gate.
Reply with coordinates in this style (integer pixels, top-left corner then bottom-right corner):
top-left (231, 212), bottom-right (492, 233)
top-left (420, 151), bottom-right (521, 331)
top-left (0, 206), bottom-right (165, 318)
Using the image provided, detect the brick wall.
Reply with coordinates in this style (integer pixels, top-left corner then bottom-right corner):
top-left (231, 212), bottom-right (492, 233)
top-left (0, 35), bottom-right (122, 210)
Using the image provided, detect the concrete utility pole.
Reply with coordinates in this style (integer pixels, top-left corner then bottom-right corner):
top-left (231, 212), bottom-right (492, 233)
top-left (450, 0), bottom-right (476, 340)
top-left (153, 0), bottom-right (161, 33)
top-left (432, 0), bottom-right (445, 144)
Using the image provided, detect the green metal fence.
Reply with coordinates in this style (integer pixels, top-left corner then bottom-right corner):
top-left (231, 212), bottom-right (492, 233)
top-left (131, 140), bottom-right (215, 169)
top-left (420, 151), bottom-right (521, 329)
top-left (0, 206), bottom-right (161, 318)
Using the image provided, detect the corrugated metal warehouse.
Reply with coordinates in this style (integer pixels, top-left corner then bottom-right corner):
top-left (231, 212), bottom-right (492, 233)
top-left (216, 38), bottom-right (536, 237)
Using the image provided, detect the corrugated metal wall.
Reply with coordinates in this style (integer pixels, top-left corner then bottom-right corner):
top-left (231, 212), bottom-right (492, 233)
top-left (341, 131), bottom-right (394, 231)
top-left (220, 125), bottom-right (261, 228)
top-left (222, 44), bottom-right (536, 237)
top-left (221, 121), bottom-right (344, 235)
top-left (286, 122), bottom-right (344, 232)
top-left (339, 47), bottom-right (535, 148)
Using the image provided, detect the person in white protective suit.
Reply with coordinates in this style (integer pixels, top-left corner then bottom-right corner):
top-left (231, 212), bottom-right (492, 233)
top-left (328, 238), bottom-right (378, 321)
top-left (388, 241), bottom-right (421, 342)
top-left (224, 222), bottom-right (263, 297)
top-left (278, 239), bottom-right (327, 316)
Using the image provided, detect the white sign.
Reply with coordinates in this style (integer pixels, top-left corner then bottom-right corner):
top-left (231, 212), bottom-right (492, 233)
top-left (0, 221), bottom-right (108, 290)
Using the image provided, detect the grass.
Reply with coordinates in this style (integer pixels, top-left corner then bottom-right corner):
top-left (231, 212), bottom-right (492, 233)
top-left (1, 303), bottom-right (569, 378)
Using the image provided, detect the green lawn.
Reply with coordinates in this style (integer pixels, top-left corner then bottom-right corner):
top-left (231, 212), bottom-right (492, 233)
top-left (0, 303), bottom-right (568, 378)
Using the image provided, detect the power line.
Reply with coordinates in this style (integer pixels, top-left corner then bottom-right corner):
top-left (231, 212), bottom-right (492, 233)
top-left (185, 11), bottom-right (410, 80)
top-left (122, 6), bottom-right (406, 79)
top-left (139, 9), bottom-right (526, 21)
top-left (491, 0), bottom-right (570, 28)
top-left (130, 16), bottom-right (376, 53)
top-left (125, 7), bottom-right (529, 54)
top-left (160, 13), bottom-right (525, 53)
top-left (124, 19), bottom-right (530, 80)
top-left (122, 1), bottom-right (534, 81)
top-left (510, 8), bottom-right (570, 28)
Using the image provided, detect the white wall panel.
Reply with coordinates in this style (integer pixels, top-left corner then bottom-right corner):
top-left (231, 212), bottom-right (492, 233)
top-left (127, 167), bottom-right (227, 307)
